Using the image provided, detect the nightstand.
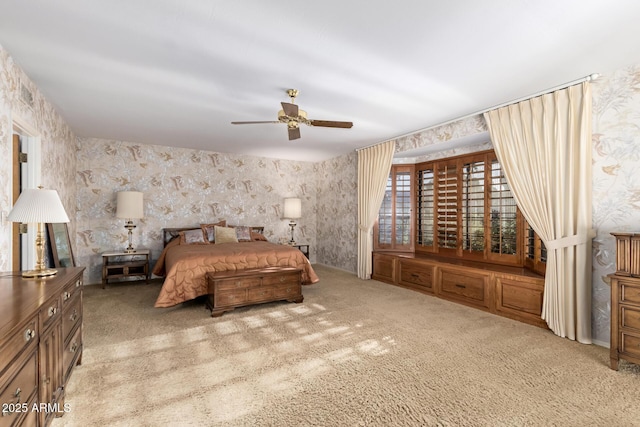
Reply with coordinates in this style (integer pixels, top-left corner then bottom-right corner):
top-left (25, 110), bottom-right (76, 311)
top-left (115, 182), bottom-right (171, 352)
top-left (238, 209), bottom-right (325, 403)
top-left (292, 243), bottom-right (309, 259)
top-left (102, 249), bottom-right (150, 288)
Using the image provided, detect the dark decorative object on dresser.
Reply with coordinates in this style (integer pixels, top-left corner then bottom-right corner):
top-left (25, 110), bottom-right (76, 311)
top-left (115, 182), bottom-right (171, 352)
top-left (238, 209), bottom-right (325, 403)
top-left (0, 267), bottom-right (84, 426)
top-left (610, 232), bottom-right (640, 370)
top-left (47, 222), bottom-right (75, 268)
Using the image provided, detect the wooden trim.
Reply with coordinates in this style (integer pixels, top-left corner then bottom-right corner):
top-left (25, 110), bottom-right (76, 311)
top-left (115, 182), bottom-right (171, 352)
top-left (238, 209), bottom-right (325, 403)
top-left (12, 134), bottom-right (20, 271)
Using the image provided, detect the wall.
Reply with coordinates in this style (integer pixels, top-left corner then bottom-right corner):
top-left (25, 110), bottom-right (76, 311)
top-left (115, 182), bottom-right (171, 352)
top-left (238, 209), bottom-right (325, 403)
top-left (591, 66), bottom-right (640, 344)
top-left (0, 44), bottom-right (77, 271)
top-left (75, 137), bottom-right (317, 284)
top-left (315, 152), bottom-right (358, 272)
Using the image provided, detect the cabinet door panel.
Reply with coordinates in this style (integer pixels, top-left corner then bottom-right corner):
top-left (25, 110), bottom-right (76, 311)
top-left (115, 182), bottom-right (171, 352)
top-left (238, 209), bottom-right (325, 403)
top-left (440, 268), bottom-right (488, 308)
top-left (398, 261), bottom-right (433, 292)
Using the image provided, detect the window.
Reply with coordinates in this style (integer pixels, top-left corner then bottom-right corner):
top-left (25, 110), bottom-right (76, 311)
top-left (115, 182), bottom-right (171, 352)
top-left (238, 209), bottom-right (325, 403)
top-left (525, 222), bottom-right (547, 275)
top-left (415, 151), bottom-right (521, 264)
top-left (488, 157), bottom-right (520, 263)
top-left (374, 149), bottom-right (545, 272)
top-left (462, 158), bottom-right (485, 254)
top-left (374, 165), bottom-right (414, 251)
top-left (437, 160), bottom-right (458, 252)
top-left (417, 166), bottom-right (435, 249)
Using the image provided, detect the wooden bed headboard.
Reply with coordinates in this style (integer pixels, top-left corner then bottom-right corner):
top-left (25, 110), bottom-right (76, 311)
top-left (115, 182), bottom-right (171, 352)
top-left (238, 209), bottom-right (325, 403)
top-left (162, 226), bottom-right (265, 247)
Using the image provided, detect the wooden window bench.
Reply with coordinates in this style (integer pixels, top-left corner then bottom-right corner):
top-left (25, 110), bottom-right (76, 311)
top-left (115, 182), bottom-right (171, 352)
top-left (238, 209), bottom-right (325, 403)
top-left (372, 252), bottom-right (547, 329)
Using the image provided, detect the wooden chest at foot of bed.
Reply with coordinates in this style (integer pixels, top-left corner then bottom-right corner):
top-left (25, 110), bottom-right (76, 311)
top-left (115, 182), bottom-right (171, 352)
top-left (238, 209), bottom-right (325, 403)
top-left (205, 267), bottom-right (304, 317)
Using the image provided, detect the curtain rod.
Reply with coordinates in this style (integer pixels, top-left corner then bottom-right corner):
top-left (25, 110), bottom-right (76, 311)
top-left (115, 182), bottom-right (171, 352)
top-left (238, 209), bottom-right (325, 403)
top-left (355, 72), bottom-right (599, 152)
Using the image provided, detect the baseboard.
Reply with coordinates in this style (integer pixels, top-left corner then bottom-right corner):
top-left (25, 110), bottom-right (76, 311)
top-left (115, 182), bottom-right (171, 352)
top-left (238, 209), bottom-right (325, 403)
top-left (313, 262), bottom-right (357, 275)
top-left (592, 338), bottom-right (609, 348)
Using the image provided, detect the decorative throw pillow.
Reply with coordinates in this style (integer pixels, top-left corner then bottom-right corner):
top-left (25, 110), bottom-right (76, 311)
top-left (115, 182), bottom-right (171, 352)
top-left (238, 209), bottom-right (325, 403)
top-left (201, 220), bottom-right (227, 243)
top-left (234, 226), bottom-right (252, 242)
top-left (179, 228), bottom-right (208, 245)
top-left (250, 231), bottom-right (268, 241)
top-left (214, 226), bottom-right (238, 243)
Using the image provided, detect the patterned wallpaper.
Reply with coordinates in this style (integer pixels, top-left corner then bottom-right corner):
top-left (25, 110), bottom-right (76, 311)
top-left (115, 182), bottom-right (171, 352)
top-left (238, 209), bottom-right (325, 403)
top-left (0, 44), bottom-right (77, 271)
top-left (591, 67), bottom-right (640, 344)
top-left (76, 138), bottom-right (317, 283)
top-left (315, 152), bottom-right (358, 272)
top-left (2, 41), bottom-right (640, 346)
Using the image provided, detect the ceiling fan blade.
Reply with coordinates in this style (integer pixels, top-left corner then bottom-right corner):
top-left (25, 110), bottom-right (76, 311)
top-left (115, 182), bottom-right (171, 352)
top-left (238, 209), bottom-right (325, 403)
top-left (281, 102), bottom-right (299, 117)
top-left (310, 120), bottom-right (353, 128)
top-left (231, 121), bottom-right (280, 125)
top-left (288, 127), bottom-right (301, 140)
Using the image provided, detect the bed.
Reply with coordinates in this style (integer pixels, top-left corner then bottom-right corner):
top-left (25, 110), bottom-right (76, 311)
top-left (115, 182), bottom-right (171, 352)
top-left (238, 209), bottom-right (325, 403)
top-left (152, 224), bottom-right (319, 308)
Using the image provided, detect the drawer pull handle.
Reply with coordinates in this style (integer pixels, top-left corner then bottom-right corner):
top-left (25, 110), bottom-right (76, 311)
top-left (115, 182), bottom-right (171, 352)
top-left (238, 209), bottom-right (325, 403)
top-left (70, 310), bottom-right (78, 322)
top-left (76, 279), bottom-right (82, 287)
top-left (24, 328), bottom-right (36, 342)
top-left (63, 291), bottom-right (71, 301)
top-left (70, 342), bottom-right (78, 353)
top-left (48, 306), bottom-right (58, 317)
top-left (0, 387), bottom-right (22, 416)
top-left (455, 284), bottom-right (466, 289)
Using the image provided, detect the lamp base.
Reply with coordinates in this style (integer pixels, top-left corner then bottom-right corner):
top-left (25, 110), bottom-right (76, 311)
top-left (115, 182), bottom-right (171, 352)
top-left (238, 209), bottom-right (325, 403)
top-left (22, 268), bottom-right (57, 278)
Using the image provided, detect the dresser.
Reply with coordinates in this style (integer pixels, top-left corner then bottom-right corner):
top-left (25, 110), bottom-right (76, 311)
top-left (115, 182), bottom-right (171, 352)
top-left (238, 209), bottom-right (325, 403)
top-left (610, 232), bottom-right (640, 370)
top-left (0, 267), bottom-right (84, 426)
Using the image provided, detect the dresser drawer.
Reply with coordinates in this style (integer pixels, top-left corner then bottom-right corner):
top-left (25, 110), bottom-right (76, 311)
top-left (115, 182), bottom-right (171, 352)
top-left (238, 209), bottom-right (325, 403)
top-left (0, 351), bottom-right (37, 425)
top-left (620, 281), bottom-right (640, 305)
top-left (272, 283), bottom-right (301, 299)
top-left (39, 295), bottom-right (61, 332)
top-left (62, 293), bottom-right (82, 342)
top-left (621, 305), bottom-right (640, 333)
top-left (0, 318), bottom-right (38, 378)
top-left (440, 269), bottom-right (489, 307)
top-left (247, 286), bottom-right (275, 302)
top-left (398, 261), bottom-right (433, 291)
top-left (215, 290), bottom-right (248, 307)
top-left (214, 277), bottom-right (261, 291)
top-left (61, 277), bottom-right (82, 308)
top-left (620, 331), bottom-right (640, 358)
top-left (63, 325), bottom-right (82, 383)
top-left (262, 272), bottom-right (300, 286)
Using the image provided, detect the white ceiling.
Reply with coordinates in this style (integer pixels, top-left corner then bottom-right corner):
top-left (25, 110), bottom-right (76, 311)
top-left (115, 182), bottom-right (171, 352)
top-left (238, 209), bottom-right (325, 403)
top-left (1, 1), bottom-right (639, 162)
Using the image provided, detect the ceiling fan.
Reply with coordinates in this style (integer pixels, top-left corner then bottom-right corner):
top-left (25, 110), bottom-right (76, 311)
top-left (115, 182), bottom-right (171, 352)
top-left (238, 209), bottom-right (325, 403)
top-left (231, 89), bottom-right (353, 141)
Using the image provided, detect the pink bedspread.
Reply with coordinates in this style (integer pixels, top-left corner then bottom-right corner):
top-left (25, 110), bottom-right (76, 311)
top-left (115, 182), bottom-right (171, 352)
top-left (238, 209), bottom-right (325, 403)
top-left (153, 241), bottom-right (319, 307)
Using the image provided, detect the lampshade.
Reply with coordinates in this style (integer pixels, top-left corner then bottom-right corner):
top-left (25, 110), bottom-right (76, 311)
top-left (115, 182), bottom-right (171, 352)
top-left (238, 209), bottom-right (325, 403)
top-left (283, 198), bottom-right (302, 219)
top-left (116, 191), bottom-right (144, 219)
top-left (8, 188), bottom-right (69, 224)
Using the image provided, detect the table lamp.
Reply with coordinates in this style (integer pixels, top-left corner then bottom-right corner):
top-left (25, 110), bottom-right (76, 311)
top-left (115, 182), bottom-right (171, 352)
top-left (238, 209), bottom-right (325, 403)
top-left (8, 187), bottom-right (70, 278)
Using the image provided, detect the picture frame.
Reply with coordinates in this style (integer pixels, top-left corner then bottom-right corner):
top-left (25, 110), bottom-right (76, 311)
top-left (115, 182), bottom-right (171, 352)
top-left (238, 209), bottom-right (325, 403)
top-left (47, 223), bottom-right (75, 268)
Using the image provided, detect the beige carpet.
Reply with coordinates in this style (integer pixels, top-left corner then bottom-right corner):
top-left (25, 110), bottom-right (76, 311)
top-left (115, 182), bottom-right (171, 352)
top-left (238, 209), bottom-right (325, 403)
top-left (53, 265), bottom-right (640, 427)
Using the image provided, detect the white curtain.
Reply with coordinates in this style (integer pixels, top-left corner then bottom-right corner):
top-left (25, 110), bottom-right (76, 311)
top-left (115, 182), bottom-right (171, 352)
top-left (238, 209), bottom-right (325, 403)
top-left (483, 82), bottom-right (593, 343)
top-left (357, 140), bottom-right (395, 279)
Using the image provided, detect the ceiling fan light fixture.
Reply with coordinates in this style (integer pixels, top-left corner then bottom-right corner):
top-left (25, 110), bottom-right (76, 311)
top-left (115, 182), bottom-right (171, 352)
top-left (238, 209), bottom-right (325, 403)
top-left (232, 89), bottom-right (353, 140)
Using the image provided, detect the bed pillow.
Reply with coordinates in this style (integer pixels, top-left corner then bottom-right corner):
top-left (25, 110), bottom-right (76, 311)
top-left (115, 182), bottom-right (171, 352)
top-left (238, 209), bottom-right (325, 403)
top-left (250, 231), bottom-right (268, 241)
top-left (214, 225), bottom-right (238, 243)
top-left (201, 220), bottom-right (227, 243)
top-left (179, 228), bottom-right (208, 245)
top-left (234, 225), bottom-right (252, 242)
